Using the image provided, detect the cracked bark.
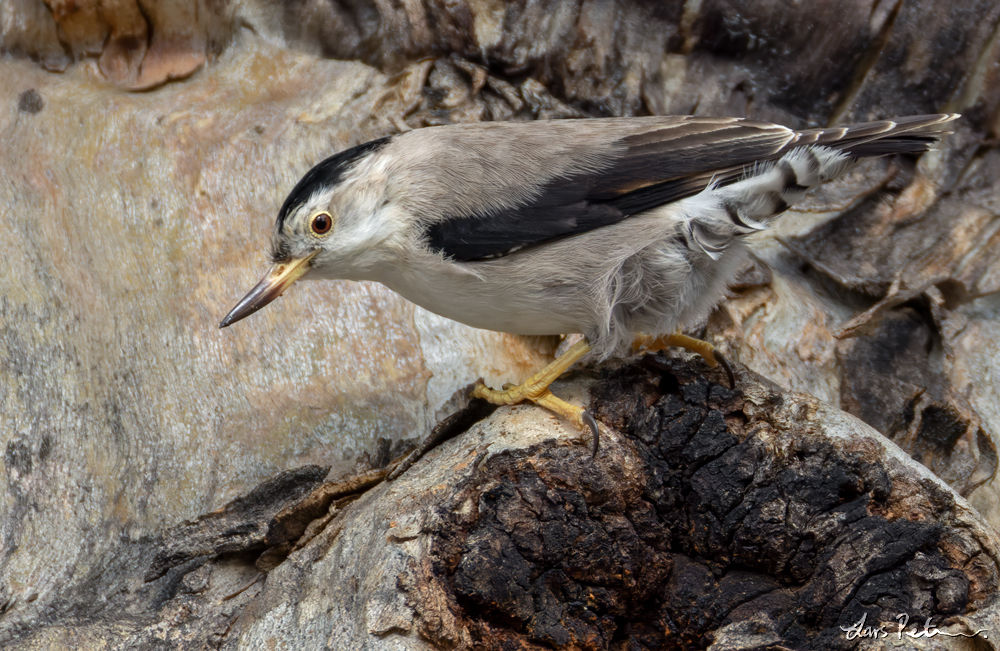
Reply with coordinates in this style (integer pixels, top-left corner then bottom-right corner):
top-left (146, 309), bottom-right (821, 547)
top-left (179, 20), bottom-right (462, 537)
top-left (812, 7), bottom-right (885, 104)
top-left (3, 0), bottom-right (1000, 649)
top-left (8, 356), bottom-right (997, 650)
top-left (425, 358), bottom-right (996, 650)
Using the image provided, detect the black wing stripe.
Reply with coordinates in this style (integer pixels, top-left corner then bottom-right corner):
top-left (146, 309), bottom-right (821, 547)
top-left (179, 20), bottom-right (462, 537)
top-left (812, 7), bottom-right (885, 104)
top-left (426, 199), bottom-right (623, 262)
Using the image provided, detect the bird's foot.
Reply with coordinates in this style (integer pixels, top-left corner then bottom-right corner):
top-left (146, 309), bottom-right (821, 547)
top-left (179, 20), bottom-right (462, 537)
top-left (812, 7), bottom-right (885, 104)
top-left (633, 332), bottom-right (736, 388)
top-left (470, 339), bottom-right (600, 456)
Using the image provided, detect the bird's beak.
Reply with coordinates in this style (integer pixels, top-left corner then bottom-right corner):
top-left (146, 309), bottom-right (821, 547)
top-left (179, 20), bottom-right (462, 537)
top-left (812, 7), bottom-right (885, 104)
top-left (219, 251), bottom-right (319, 328)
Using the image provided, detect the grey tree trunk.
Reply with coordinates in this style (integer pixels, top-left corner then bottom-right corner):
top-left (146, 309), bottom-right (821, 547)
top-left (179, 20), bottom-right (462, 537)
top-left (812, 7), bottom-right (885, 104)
top-left (1, 0), bottom-right (1000, 648)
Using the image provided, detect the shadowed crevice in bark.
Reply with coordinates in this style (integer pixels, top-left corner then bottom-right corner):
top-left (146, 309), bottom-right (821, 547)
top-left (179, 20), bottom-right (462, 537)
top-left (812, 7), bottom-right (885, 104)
top-left (837, 306), bottom-right (997, 496)
top-left (146, 465), bottom-right (330, 581)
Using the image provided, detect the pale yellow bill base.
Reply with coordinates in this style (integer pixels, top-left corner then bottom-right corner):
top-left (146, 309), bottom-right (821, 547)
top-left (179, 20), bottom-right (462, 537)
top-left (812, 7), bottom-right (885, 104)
top-left (219, 251), bottom-right (319, 328)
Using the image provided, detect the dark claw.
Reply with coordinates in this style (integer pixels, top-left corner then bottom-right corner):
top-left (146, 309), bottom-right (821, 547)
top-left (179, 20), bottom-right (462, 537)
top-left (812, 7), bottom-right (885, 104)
top-left (582, 410), bottom-right (600, 458)
top-left (715, 350), bottom-right (736, 389)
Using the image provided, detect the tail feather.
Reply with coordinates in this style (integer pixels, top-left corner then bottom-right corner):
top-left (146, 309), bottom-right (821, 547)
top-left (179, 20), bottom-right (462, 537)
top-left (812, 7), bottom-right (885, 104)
top-left (797, 113), bottom-right (958, 158)
top-left (840, 134), bottom-right (943, 158)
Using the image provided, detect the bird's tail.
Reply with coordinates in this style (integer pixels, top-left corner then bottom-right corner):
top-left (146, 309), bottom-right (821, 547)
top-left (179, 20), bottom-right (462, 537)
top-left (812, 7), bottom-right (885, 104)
top-left (791, 113), bottom-right (959, 159)
top-left (681, 113), bottom-right (959, 259)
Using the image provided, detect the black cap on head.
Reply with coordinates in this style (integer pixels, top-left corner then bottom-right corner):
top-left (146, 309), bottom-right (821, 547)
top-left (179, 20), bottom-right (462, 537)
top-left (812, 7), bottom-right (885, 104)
top-left (275, 136), bottom-right (393, 231)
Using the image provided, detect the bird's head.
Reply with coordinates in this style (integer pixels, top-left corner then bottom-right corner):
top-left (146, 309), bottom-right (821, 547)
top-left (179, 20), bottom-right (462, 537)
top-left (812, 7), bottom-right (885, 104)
top-left (219, 137), bottom-right (392, 328)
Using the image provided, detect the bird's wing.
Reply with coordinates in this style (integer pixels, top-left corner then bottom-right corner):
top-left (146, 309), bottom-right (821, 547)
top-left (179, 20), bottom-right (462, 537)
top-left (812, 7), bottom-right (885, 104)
top-left (422, 115), bottom-right (952, 262)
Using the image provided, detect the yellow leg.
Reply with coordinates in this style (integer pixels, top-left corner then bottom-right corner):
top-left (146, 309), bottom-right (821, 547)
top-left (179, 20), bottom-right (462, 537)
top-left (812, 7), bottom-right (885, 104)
top-left (633, 332), bottom-right (736, 387)
top-left (471, 339), bottom-right (600, 455)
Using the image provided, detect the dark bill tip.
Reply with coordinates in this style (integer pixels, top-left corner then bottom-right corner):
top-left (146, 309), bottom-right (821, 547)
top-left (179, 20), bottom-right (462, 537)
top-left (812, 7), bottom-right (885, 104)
top-left (219, 273), bottom-right (282, 328)
top-left (219, 252), bottom-right (317, 328)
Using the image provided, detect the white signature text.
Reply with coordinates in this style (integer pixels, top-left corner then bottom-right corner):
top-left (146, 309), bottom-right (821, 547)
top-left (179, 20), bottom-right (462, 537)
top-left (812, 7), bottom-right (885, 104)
top-left (840, 612), bottom-right (988, 640)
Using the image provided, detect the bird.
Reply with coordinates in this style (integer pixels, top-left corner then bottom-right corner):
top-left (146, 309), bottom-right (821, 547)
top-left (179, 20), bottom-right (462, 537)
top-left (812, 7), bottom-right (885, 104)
top-left (220, 114), bottom-right (958, 455)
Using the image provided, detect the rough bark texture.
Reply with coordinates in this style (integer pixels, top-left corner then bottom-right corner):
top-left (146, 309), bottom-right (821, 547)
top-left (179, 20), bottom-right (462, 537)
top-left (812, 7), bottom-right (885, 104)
top-left (428, 358), bottom-right (998, 650)
top-left (2, 0), bottom-right (1000, 648)
top-left (5, 357), bottom-right (998, 650)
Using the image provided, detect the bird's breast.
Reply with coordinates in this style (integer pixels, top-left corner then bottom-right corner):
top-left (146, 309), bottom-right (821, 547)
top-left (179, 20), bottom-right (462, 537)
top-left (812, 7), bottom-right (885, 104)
top-left (370, 251), bottom-right (587, 336)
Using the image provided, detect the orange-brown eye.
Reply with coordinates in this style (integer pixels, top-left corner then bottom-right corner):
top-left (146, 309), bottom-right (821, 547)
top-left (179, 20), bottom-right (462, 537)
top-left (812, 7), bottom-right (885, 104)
top-left (311, 212), bottom-right (333, 235)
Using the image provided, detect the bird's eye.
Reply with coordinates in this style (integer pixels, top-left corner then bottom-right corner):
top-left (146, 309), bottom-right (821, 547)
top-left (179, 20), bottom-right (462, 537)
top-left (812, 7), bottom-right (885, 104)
top-left (310, 212), bottom-right (333, 235)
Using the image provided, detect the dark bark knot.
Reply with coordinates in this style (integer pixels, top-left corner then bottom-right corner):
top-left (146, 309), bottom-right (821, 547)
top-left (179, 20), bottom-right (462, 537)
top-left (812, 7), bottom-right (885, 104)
top-left (429, 357), bottom-right (970, 651)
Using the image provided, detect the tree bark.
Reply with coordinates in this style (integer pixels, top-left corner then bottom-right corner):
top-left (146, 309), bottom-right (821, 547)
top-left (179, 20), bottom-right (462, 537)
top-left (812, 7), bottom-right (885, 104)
top-left (2, 0), bottom-right (1000, 648)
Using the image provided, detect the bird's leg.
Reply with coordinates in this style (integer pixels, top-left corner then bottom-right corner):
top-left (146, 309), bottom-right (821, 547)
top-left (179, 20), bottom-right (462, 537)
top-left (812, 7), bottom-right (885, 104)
top-left (633, 332), bottom-right (736, 387)
top-left (471, 339), bottom-right (600, 456)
